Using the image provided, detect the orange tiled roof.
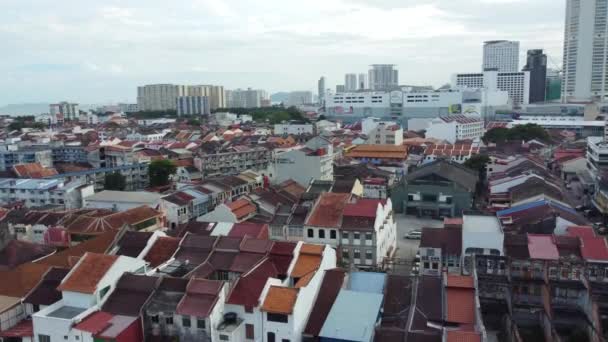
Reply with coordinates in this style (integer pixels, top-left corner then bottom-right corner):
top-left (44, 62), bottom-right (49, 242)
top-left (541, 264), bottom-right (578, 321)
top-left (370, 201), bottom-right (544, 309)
top-left (291, 253), bottom-right (321, 279)
top-left (446, 288), bottom-right (476, 324)
top-left (228, 199), bottom-right (256, 220)
top-left (305, 193), bottom-right (350, 228)
top-left (12, 163), bottom-right (58, 178)
top-left (446, 275), bottom-right (474, 289)
top-left (347, 144), bottom-right (407, 160)
top-left (143, 237), bottom-right (180, 268)
top-left (300, 244), bottom-right (324, 256)
top-left (295, 271), bottom-right (315, 288)
top-left (446, 331), bottom-right (481, 342)
top-left (57, 253), bottom-right (118, 294)
top-left (0, 263), bottom-right (53, 297)
top-left (261, 286), bottom-right (299, 314)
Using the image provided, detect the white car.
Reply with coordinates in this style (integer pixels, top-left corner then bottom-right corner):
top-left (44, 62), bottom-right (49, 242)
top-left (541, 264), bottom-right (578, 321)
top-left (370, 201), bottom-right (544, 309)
top-left (405, 230), bottom-right (422, 240)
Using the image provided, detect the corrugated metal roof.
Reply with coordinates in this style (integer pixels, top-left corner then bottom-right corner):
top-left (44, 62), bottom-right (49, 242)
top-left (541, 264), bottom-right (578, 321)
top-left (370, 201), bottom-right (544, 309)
top-left (319, 289), bottom-right (383, 341)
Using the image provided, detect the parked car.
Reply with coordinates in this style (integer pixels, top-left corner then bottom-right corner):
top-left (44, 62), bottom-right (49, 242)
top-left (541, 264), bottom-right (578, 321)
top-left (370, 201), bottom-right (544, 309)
top-left (405, 230), bottom-right (422, 240)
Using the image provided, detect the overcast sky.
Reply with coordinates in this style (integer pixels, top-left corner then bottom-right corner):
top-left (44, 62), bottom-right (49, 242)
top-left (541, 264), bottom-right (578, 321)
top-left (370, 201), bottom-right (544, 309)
top-left (0, 0), bottom-right (565, 105)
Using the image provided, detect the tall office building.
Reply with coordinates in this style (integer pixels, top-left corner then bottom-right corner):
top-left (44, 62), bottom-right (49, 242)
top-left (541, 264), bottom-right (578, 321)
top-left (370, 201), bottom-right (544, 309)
top-left (546, 69), bottom-right (562, 101)
top-left (368, 65), bottom-right (399, 91)
top-left (49, 102), bottom-right (79, 123)
top-left (345, 74), bottom-right (358, 91)
top-left (226, 88), bottom-right (266, 108)
top-left (318, 77), bottom-right (326, 104)
top-left (523, 49), bottom-right (548, 103)
top-left (358, 73), bottom-right (367, 90)
top-left (483, 40), bottom-right (520, 72)
top-left (562, 0), bottom-right (608, 102)
top-left (137, 84), bottom-right (225, 111)
top-left (336, 85), bottom-right (346, 93)
top-left (177, 96), bottom-right (210, 116)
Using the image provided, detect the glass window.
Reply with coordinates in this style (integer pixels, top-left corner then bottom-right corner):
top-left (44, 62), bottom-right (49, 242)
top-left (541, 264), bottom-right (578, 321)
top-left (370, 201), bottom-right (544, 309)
top-left (318, 230), bottom-right (325, 239)
top-left (365, 250), bottom-right (373, 260)
top-left (197, 318), bottom-right (206, 329)
top-left (246, 324), bottom-right (254, 339)
top-left (330, 230), bottom-right (337, 239)
top-left (307, 229), bottom-right (314, 238)
top-left (342, 231), bottom-right (349, 240)
top-left (267, 332), bottom-right (276, 342)
top-left (354, 232), bottom-right (360, 240)
top-left (354, 249), bottom-right (361, 259)
top-left (182, 316), bottom-right (191, 327)
top-left (166, 316), bottom-right (174, 325)
top-left (39, 336), bottom-right (51, 342)
top-left (220, 335), bottom-right (230, 341)
top-left (365, 232), bottom-right (373, 241)
top-left (342, 249), bottom-right (349, 259)
top-left (151, 315), bottom-right (159, 323)
top-left (267, 313), bottom-right (288, 323)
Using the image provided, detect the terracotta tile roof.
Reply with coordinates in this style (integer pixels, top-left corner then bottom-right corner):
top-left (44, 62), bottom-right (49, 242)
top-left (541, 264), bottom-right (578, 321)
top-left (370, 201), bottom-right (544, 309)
top-left (347, 144), bottom-right (408, 160)
top-left (66, 206), bottom-right (160, 236)
top-left (305, 193), bottom-right (350, 227)
top-left (0, 262), bottom-right (54, 297)
top-left (230, 253), bottom-right (265, 273)
top-left (215, 236), bottom-right (243, 251)
top-left (261, 286), bottom-right (299, 314)
top-left (300, 243), bottom-right (324, 256)
top-left (446, 331), bottom-right (481, 342)
top-left (295, 270), bottom-right (316, 288)
top-left (270, 241), bottom-right (297, 256)
top-left (303, 269), bottom-right (346, 337)
top-left (115, 231), bottom-right (153, 258)
top-left (446, 275), bottom-right (474, 289)
top-left (13, 163), bottom-right (58, 178)
top-left (343, 199), bottom-right (384, 218)
top-left (445, 287), bottom-right (475, 324)
top-left (36, 230), bottom-right (118, 268)
top-left (228, 199), bottom-right (257, 220)
top-left (143, 237), bottom-right (180, 268)
top-left (57, 253), bottom-right (119, 294)
top-left (176, 279), bottom-right (223, 317)
top-left (291, 250), bottom-right (321, 279)
top-left (162, 191), bottom-right (195, 206)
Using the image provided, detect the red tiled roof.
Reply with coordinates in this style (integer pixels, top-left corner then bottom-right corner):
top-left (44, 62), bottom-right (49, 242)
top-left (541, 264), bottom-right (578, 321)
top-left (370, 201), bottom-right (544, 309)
top-left (567, 226), bottom-right (596, 239)
top-left (228, 223), bottom-right (269, 239)
top-left (343, 199), bottom-right (383, 218)
top-left (226, 258), bottom-right (279, 308)
top-left (74, 311), bottom-right (114, 334)
top-left (0, 319), bottom-right (33, 338)
top-left (527, 234), bottom-right (559, 260)
top-left (446, 288), bottom-right (475, 324)
top-left (57, 253), bottom-right (118, 294)
top-left (444, 218), bottom-right (464, 227)
top-left (580, 237), bottom-right (608, 261)
top-left (13, 163), bottom-right (57, 178)
top-left (305, 193), bottom-right (350, 227)
top-left (144, 237), bottom-right (180, 268)
top-left (303, 269), bottom-right (346, 336)
top-left (446, 330), bottom-right (481, 342)
top-left (176, 279), bottom-right (223, 317)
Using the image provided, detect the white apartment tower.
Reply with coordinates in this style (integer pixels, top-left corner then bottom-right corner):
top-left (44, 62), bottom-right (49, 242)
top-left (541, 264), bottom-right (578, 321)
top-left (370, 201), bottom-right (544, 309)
top-left (226, 88), bottom-right (266, 108)
top-left (318, 77), bottom-right (326, 104)
top-left (483, 40), bottom-right (520, 72)
top-left (368, 64), bottom-right (399, 90)
top-left (345, 73), bottom-right (358, 92)
top-left (49, 102), bottom-right (79, 123)
top-left (358, 73), bottom-right (368, 90)
top-left (453, 70), bottom-right (530, 106)
top-left (562, 0), bottom-right (608, 102)
top-left (137, 84), bottom-right (225, 111)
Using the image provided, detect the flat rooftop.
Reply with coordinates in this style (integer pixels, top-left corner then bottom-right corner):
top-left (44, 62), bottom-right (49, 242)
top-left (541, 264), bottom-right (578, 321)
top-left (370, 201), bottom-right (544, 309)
top-left (462, 215), bottom-right (502, 234)
top-left (47, 306), bottom-right (87, 319)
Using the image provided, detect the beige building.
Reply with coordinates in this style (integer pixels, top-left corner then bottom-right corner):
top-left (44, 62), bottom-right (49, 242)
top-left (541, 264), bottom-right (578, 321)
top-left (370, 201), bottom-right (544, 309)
top-left (137, 84), bottom-right (226, 111)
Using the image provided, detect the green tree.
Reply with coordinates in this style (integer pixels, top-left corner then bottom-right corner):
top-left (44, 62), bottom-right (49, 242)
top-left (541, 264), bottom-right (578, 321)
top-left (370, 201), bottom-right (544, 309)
top-left (149, 159), bottom-right (177, 187)
top-left (464, 155), bottom-right (490, 173)
top-left (483, 124), bottom-right (549, 144)
top-left (104, 172), bottom-right (127, 191)
top-left (482, 127), bottom-right (510, 144)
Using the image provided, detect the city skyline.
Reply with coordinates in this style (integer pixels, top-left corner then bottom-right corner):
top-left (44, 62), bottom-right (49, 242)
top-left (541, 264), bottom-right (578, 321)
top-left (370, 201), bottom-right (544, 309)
top-left (1, 0), bottom-right (565, 105)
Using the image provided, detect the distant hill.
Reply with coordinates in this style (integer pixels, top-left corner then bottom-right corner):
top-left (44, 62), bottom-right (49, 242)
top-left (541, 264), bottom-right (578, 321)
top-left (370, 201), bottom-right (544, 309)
top-left (270, 92), bottom-right (290, 104)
